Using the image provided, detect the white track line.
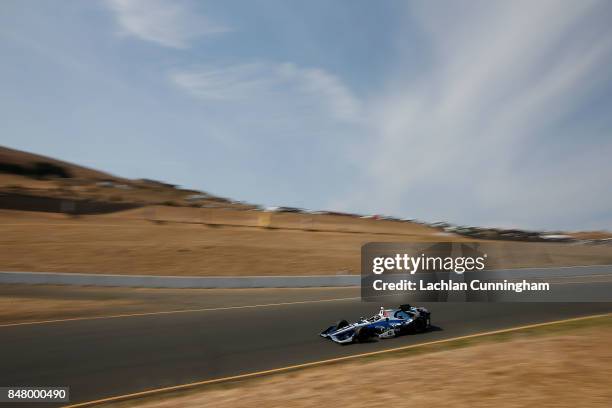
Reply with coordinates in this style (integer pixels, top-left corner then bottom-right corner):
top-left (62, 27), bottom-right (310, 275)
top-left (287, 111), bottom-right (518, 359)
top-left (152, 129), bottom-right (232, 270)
top-left (0, 296), bottom-right (360, 328)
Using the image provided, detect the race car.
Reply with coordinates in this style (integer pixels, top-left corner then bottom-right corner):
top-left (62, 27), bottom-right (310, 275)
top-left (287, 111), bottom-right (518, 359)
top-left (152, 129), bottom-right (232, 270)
top-left (320, 304), bottom-right (431, 344)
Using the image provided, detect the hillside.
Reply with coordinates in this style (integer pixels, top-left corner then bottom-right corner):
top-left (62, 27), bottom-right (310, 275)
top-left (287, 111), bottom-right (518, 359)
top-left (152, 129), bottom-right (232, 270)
top-left (0, 145), bottom-right (123, 181)
top-left (1, 145), bottom-right (611, 276)
top-left (0, 145), bottom-right (249, 209)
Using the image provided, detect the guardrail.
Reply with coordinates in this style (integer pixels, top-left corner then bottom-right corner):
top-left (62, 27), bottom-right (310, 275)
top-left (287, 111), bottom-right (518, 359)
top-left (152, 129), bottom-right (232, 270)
top-left (1, 265), bottom-right (612, 288)
top-left (0, 271), bottom-right (360, 288)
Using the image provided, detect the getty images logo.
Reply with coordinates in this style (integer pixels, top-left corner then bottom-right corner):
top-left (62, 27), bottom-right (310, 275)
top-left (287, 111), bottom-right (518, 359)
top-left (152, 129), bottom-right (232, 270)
top-left (372, 253), bottom-right (487, 275)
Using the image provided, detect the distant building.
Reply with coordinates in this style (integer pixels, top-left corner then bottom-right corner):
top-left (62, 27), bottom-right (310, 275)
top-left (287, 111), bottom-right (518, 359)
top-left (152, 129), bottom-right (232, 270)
top-left (539, 234), bottom-right (574, 242)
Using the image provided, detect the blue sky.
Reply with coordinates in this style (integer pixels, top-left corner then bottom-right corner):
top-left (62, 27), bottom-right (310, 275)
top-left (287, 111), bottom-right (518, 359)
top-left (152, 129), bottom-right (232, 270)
top-left (1, 0), bottom-right (611, 231)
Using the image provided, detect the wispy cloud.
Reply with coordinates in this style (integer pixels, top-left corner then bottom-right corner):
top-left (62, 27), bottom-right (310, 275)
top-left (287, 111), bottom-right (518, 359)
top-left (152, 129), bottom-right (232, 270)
top-left (106, 0), bottom-right (229, 48)
top-left (168, 61), bottom-right (366, 207)
top-left (341, 0), bottom-right (612, 229)
top-left (171, 62), bottom-right (361, 122)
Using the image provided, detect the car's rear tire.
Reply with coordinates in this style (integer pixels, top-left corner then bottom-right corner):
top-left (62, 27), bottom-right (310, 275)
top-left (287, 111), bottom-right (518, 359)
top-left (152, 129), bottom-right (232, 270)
top-left (414, 317), bottom-right (427, 332)
top-left (354, 326), bottom-right (373, 342)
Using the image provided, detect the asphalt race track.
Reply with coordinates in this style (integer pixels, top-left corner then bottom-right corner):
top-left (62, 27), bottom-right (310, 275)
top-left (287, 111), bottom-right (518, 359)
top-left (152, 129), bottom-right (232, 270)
top-left (1, 281), bottom-right (612, 406)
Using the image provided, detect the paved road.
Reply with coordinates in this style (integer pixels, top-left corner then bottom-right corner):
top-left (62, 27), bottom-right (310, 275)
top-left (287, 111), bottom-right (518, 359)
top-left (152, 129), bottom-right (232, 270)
top-left (0, 285), bottom-right (611, 406)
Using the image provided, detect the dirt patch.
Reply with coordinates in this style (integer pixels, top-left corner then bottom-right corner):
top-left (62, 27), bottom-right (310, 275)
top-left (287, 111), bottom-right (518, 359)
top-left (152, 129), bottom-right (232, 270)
top-left (107, 323), bottom-right (612, 408)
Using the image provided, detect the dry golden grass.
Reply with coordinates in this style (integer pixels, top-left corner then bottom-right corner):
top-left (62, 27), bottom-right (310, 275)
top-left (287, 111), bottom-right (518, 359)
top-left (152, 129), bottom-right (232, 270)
top-left (1, 209), bottom-right (611, 276)
top-left (112, 205), bottom-right (444, 235)
top-left (106, 323), bottom-right (612, 408)
top-left (0, 174), bottom-right (57, 189)
top-left (569, 231), bottom-right (612, 240)
top-left (0, 209), bottom-right (450, 276)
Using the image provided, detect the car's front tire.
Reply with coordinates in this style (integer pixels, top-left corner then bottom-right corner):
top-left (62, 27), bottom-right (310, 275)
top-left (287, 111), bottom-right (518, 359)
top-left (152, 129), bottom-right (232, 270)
top-left (335, 319), bottom-right (349, 330)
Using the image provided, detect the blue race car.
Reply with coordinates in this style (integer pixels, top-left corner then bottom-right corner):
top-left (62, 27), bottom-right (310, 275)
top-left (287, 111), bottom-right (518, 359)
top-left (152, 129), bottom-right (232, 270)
top-left (320, 304), bottom-right (431, 344)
